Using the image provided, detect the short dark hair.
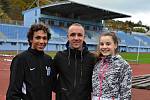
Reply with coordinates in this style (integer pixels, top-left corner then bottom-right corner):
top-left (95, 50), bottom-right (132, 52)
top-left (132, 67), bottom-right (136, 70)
top-left (27, 23), bottom-right (51, 46)
top-left (68, 23), bottom-right (85, 33)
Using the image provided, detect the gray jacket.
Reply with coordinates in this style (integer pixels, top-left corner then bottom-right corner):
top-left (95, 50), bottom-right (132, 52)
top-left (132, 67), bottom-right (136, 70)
top-left (92, 55), bottom-right (132, 100)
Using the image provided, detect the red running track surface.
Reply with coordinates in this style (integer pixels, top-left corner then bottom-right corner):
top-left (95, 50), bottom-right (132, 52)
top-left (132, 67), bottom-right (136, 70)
top-left (0, 57), bottom-right (150, 100)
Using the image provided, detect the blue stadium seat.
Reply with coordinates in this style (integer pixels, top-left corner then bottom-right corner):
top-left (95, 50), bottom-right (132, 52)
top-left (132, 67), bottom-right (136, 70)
top-left (116, 31), bottom-right (139, 46)
top-left (50, 26), bottom-right (67, 37)
top-left (0, 24), bottom-right (29, 40)
top-left (132, 33), bottom-right (150, 46)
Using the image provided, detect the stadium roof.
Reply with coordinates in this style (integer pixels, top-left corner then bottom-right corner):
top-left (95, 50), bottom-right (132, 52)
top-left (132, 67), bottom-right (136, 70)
top-left (40, 0), bottom-right (130, 21)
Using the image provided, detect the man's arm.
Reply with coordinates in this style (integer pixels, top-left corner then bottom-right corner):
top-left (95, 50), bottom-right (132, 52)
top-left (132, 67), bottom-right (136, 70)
top-left (51, 52), bottom-right (61, 92)
top-left (6, 56), bottom-right (25, 100)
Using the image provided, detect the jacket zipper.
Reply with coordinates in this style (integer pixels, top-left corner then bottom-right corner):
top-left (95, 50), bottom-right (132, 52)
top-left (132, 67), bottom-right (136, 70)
top-left (74, 52), bottom-right (77, 88)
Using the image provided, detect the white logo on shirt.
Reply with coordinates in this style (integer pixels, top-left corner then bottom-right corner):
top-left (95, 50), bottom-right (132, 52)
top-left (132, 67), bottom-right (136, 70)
top-left (46, 66), bottom-right (51, 76)
top-left (30, 67), bottom-right (36, 71)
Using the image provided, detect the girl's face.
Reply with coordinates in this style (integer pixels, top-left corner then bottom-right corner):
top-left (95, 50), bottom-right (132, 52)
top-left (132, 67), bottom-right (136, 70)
top-left (99, 36), bottom-right (117, 56)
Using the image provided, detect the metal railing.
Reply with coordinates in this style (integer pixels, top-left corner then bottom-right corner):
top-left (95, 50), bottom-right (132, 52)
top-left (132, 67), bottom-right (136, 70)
top-left (0, 19), bottom-right (23, 26)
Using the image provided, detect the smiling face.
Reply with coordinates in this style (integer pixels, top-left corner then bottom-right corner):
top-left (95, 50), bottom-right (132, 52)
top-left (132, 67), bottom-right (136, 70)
top-left (99, 35), bottom-right (117, 56)
top-left (67, 24), bottom-right (85, 50)
top-left (30, 30), bottom-right (48, 51)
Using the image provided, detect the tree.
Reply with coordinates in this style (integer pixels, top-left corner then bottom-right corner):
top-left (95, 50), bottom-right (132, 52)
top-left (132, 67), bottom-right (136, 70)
top-left (0, 8), bottom-right (11, 20)
top-left (0, 0), bottom-right (12, 19)
top-left (0, 0), bottom-right (11, 14)
top-left (137, 20), bottom-right (142, 25)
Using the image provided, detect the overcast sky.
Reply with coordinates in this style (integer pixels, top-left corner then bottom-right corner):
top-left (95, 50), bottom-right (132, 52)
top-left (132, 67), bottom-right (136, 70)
top-left (70, 0), bottom-right (150, 26)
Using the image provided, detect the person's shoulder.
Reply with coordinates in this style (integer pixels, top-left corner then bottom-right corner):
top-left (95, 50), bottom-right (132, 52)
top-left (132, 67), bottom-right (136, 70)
top-left (84, 51), bottom-right (97, 63)
top-left (115, 55), bottom-right (131, 68)
top-left (118, 56), bottom-right (132, 74)
top-left (44, 53), bottom-right (52, 59)
top-left (118, 55), bottom-right (129, 65)
top-left (86, 51), bottom-right (97, 58)
top-left (14, 50), bottom-right (28, 58)
top-left (56, 50), bottom-right (67, 56)
top-left (12, 50), bottom-right (29, 61)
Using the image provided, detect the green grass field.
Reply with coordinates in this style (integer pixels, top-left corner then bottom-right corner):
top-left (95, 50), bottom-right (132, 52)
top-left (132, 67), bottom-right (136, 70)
top-left (46, 52), bottom-right (150, 64)
top-left (120, 52), bottom-right (150, 64)
top-left (0, 51), bottom-right (150, 64)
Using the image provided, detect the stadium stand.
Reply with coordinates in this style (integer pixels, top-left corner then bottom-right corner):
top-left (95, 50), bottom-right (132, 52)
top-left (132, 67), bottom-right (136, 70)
top-left (0, 24), bottom-right (28, 40)
top-left (50, 26), bottom-right (67, 37)
top-left (132, 32), bottom-right (150, 46)
top-left (0, 32), bottom-right (6, 39)
top-left (116, 31), bottom-right (139, 46)
top-left (1, 0), bottom-right (150, 52)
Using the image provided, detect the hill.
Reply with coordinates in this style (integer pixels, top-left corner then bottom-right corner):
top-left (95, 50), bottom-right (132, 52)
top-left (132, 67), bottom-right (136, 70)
top-left (0, 0), bottom-right (64, 20)
top-left (0, 0), bottom-right (149, 33)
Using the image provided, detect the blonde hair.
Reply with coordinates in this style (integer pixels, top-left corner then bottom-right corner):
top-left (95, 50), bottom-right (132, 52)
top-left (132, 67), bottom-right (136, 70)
top-left (68, 23), bottom-right (85, 33)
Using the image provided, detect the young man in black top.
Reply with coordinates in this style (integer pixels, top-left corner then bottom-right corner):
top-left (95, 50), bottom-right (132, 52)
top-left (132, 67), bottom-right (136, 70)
top-left (6, 23), bottom-right (56, 100)
top-left (54, 23), bottom-right (97, 100)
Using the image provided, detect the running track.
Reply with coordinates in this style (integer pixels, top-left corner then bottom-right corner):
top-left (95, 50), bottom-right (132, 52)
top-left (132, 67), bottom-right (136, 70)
top-left (0, 57), bottom-right (150, 100)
